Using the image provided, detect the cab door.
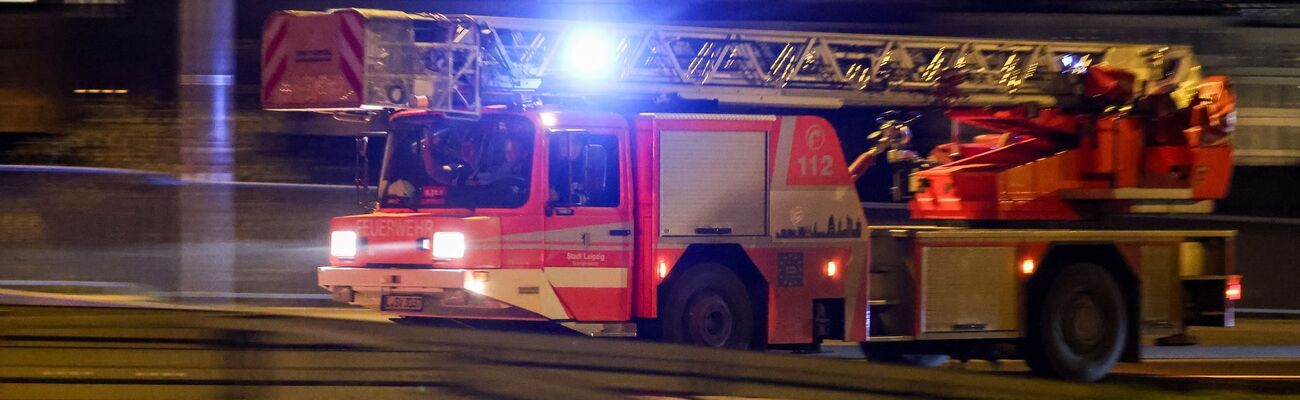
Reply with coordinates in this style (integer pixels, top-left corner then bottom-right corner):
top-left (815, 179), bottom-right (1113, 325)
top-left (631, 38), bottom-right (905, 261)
top-left (543, 129), bottom-right (634, 321)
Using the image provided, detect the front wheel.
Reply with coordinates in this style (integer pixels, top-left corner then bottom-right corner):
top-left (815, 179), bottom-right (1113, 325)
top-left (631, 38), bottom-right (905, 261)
top-left (1025, 262), bottom-right (1128, 382)
top-left (661, 264), bottom-right (755, 350)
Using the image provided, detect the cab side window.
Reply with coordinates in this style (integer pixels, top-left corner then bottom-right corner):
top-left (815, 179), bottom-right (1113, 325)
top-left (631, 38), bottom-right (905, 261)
top-left (549, 132), bottom-right (619, 207)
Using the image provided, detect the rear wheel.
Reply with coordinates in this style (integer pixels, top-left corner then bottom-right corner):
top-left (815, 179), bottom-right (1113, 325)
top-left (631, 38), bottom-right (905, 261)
top-left (661, 264), bottom-right (755, 350)
top-left (1026, 262), bottom-right (1127, 382)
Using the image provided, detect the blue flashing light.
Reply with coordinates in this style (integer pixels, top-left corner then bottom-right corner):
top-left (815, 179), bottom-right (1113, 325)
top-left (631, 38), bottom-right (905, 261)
top-left (564, 28), bottom-right (616, 80)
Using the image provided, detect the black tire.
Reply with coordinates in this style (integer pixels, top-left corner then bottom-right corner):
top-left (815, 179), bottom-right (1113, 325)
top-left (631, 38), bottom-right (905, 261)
top-left (1025, 262), bottom-right (1128, 382)
top-left (661, 263), bottom-right (755, 350)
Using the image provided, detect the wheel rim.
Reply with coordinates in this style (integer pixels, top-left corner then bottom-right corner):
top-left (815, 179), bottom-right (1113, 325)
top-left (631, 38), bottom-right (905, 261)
top-left (1062, 291), bottom-right (1108, 356)
top-left (686, 292), bottom-right (734, 347)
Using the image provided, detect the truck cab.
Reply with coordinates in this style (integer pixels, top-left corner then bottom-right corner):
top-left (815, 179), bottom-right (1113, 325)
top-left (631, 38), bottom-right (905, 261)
top-left (322, 108), bottom-right (638, 322)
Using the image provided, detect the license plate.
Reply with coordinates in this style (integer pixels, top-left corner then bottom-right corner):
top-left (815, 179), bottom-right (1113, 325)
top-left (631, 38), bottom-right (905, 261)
top-left (381, 295), bottom-right (424, 311)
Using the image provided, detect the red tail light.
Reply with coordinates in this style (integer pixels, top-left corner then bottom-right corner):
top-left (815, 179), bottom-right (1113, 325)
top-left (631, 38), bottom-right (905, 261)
top-left (1225, 281), bottom-right (1242, 301)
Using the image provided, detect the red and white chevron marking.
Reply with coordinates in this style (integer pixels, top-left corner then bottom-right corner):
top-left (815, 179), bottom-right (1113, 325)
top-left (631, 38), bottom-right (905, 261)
top-left (337, 11), bottom-right (365, 100)
top-left (260, 13), bottom-right (290, 104)
top-left (260, 11), bottom-right (366, 105)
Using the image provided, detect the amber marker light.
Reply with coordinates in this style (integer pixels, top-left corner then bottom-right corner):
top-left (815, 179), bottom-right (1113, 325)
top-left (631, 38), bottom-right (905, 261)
top-left (1020, 258), bottom-right (1036, 275)
top-left (465, 271), bottom-right (489, 293)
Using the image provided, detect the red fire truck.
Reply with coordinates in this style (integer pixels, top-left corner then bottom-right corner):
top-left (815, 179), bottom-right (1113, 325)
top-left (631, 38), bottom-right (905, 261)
top-left (263, 9), bottom-right (1240, 381)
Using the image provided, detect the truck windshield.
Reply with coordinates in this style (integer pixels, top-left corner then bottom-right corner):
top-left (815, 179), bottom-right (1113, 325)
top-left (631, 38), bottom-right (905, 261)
top-left (379, 114), bottom-right (535, 209)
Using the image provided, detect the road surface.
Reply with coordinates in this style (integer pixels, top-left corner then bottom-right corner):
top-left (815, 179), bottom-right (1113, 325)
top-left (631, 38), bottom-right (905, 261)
top-left (2, 291), bottom-right (1298, 399)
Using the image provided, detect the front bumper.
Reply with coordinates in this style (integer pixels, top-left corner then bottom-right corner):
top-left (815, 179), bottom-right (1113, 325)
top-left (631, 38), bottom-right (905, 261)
top-left (319, 266), bottom-right (466, 290)
top-left (318, 266), bottom-right (571, 320)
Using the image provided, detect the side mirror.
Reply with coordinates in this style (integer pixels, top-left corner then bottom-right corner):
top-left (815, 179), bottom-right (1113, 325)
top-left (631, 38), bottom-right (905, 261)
top-left (356, 135), bottom-right (369, 154)
top-left (355, 136), bottom-right (371, 210)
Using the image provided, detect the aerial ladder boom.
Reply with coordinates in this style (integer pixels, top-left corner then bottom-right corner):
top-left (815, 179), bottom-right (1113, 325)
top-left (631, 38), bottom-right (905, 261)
top-left (263, 8), bottom-right (1233, 220)
top-left (261, 8), bottom-right (1203, 115)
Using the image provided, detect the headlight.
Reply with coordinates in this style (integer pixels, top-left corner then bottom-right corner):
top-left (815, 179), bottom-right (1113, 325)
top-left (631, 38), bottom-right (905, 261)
top-left (432, 231), bottom-right (465, 259)
top-left (330, 231), bottom-right (358, 258)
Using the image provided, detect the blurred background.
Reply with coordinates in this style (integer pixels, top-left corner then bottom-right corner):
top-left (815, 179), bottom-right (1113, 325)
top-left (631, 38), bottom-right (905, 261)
top-left (0, 0), bottom-right (1297, 309)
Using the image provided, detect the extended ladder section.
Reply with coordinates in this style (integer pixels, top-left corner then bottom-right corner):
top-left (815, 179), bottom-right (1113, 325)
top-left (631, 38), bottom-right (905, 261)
top-left (262, 8), bottom-right (1203, 116)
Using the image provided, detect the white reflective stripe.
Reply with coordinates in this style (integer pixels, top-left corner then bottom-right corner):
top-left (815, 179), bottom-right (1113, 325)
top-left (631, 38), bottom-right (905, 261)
top-left (265, 57), bottom-right (288, 86)
top-left (340, 12), bottom-right (365, 40)
top-left (466, 243), bottom-right (631, 251)
top-left (471, 269), bottom-right (570, 319)
top-left (263, 18), bottom-right (289, 72)
top-left (264, 15), bottom-right (287, 38)
top-left (771, 116), bottom-right (796, 189)
top-left (498, 230), bottom-right (546, 242)
top-left (545, 267), bottom-right (628, 288)
top-left (500, 222), bottom-right (632, 242)
top-left (338, 40), bottom-right (363, 76)
top-left (521, 244), bottom-right (630, 251)
top-left (337, 19), bottom-right (364, 78)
